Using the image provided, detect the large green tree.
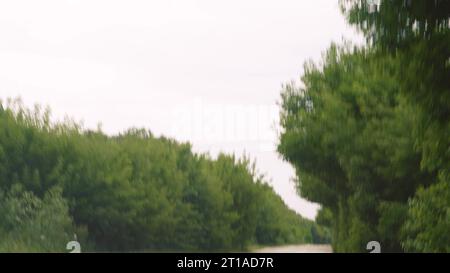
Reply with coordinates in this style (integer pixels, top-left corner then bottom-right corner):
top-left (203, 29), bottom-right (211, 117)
top-left (278, 45), bottom-right (436, 252)
top-left (340, 0), bottom-right (449, 252)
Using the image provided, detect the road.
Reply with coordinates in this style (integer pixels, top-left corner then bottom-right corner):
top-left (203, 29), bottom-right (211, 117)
top-left (253, 244), bottom-right (332, 253)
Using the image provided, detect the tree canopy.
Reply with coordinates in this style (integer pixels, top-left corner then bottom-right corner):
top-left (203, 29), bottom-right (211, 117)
top-left (278, 0), bottom-right (449, 252)
top-left (0, 99), bottom-right (323, 252)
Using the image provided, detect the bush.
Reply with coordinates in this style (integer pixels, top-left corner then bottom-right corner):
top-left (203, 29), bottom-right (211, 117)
top-left (402, 175), bottom-right (450, 253)
top-left (0, 185), bottom-right (77, 252)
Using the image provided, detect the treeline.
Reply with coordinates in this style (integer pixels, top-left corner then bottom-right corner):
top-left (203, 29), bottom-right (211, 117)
top-left (278, 0), bottom-right (449, 252)
top-left (0, 99), bottom-right (324, 252)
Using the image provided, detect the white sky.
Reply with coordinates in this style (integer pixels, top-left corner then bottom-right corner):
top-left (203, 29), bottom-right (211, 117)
top-left (0, 0), bottom-right (361, 220)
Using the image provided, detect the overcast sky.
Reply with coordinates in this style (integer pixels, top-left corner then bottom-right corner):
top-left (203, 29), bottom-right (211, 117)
top-left (0, 0), bottom-right (361, 220)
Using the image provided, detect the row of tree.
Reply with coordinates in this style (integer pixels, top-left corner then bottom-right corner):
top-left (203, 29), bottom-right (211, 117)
top-left (0, 99), bottom-right (326, 252)
top-left (278, 0), bottom-right (449, 252)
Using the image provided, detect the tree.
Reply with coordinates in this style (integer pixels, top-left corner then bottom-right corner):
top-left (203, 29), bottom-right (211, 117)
top-left (402, 173), bottom-right (450, 253)
top-left (339, 0), bottom-right (449, 252)
top-left (0, 99), bottom-right (318, 252)
top-left (0, 186), bottom-right (79, 252)
top-left (278, 44), bottom-right (434, 252)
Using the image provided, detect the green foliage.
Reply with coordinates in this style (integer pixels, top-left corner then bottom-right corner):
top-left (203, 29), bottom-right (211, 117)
top-left (277, 1), bottom-right (448, 252)
top-left (0, 185), bottom-right (78, 252)
top-left (402, 174), bottom-right (450, 253)
top-left (278, 44), bottom-right (444, 252)
top-left (340, 0), bottom-right (449, 174)
top-left (340, 0), bottom-right (449, 51)
top-left (0, 99), bottom-right (317, 252)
